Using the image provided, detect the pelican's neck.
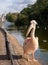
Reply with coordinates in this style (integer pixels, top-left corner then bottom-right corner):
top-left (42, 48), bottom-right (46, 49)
top-left (30, 28), bottom-right (35, 37)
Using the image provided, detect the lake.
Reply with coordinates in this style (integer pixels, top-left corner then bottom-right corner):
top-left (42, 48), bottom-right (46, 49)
top-left (4, 21), bottom-right (48, 65)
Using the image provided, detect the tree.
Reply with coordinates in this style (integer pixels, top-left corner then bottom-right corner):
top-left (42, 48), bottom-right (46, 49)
top-left (15, 13), bottom-right (29, 26)
top-left (6, 0), bottom-right (48, 28)
top-left (6, 13), bottom-right (18, 22)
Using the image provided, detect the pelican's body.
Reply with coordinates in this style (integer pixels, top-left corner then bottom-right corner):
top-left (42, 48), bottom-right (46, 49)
top-left (23, 20), bottom-right (39, 61)
top-left (24, 37), bottom-right (38, 54)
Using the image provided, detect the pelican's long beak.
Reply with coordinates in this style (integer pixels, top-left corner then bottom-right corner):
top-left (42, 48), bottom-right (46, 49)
top-left (26, 24), bottom-right (33, 37)
top-left (26, 23), bottom-right (37, 37)
top-left (26, 20), bottom-right (38, 37)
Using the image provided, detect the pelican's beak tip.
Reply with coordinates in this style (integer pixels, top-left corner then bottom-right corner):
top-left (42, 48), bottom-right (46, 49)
top-left (30, 20), bottom-right (38, 25)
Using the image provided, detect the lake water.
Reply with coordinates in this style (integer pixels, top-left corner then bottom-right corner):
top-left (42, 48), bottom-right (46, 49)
top-left (4, 21), bottom-right (48, 65)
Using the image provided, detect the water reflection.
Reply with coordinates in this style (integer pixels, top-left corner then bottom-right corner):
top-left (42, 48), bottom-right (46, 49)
top-left (4, 22), bottom-right (48, 65)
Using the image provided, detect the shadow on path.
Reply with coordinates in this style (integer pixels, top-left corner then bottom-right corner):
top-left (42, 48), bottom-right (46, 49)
top-left (0, 55), bottom-right (22, 60)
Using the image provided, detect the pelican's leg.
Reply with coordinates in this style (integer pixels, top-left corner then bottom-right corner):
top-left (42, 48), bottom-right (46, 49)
top-left (23, 52), bottom-right (30, 61)
top-left (27, 54), bottom-right (32, 61)
top-left (32, 52), bottom-right (37, 61)
top-left (24, 53), bottom-right (32, 61)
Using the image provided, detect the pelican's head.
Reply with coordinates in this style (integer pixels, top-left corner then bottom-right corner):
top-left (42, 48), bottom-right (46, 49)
top-left (30, 20), bottom-right (37, 25)
top-left (30, 20), bottom-right (37, 29)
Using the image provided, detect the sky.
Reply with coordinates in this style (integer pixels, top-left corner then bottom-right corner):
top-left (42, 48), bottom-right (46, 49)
top-left (0, 0), bottom-right (37, 14)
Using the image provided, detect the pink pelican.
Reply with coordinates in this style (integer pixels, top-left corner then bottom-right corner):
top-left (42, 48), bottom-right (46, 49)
top-left (23, 20), bottom-right (38, 61)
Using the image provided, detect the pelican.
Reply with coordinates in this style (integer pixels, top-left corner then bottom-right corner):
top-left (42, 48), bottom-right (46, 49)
top-left (23, 20), bottom-right (39, 61)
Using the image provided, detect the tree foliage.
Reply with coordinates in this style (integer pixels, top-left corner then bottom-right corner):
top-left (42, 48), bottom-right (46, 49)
top-left (15, 13), bottom-right (29, 26)
top-left (21, 0), bottom-right (48, 28)
top-left (6, 0), bottom-right (48, 28)
top-left (6, 13), bottom-right (18, 22)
